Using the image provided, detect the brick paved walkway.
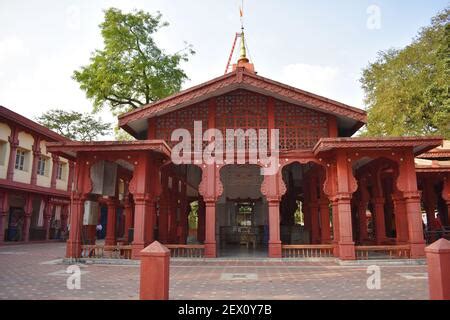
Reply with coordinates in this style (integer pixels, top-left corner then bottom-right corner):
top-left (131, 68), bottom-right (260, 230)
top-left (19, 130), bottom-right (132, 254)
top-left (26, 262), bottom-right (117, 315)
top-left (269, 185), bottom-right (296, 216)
top-left (0, 242), bottom-right (429, 300)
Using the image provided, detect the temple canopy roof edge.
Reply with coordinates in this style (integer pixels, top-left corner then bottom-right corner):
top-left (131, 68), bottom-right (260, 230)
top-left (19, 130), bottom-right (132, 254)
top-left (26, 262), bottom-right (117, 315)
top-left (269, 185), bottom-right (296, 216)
top-left (313, 136), bottom-right (444, 157)
top-left (118, 68), bottom-right (367, 139)
top-left (46, 140), bottom-right (172, 162)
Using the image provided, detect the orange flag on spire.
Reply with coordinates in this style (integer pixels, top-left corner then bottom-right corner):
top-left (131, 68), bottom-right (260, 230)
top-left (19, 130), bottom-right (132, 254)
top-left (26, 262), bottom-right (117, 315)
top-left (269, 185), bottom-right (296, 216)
top-left (240, 7), bottom-right (243, 17)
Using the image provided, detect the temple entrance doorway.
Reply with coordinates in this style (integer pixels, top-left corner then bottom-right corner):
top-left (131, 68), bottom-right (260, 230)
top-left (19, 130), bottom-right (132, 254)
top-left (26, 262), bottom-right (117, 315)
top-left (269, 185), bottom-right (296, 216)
top-left (217, 165), bottom-right (268, 258)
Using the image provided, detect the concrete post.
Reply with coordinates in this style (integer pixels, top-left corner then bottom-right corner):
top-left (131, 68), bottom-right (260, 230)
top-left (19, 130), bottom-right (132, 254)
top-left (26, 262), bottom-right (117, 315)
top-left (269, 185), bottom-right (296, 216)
top-left (425, 239), bottom-right (450, 300)
top-left (139, 241), bottom-right (170, 300)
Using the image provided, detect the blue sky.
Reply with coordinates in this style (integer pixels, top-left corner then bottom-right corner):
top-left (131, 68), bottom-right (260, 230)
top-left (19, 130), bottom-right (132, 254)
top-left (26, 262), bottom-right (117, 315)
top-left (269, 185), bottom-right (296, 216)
top-left (0, 0), bottom-right (447, 134)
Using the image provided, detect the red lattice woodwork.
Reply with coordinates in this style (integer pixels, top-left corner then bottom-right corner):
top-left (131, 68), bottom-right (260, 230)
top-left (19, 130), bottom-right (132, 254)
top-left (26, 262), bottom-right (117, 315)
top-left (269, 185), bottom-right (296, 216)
top-left (275, 100), bottom-right (328, 150)
top-left (216, 90), bottom-right (268, 150)
top-left (155, 101), bottom-right (208, 148)
top-left (153, 89), bottom-right (331, 152)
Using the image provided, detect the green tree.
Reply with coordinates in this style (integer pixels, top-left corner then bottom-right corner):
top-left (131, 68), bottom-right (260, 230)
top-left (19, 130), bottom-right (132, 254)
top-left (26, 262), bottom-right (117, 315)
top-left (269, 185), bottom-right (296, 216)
top-left (360, 8), bottom-right (449, 138)
top-left (73, 8), bottom-right (194, 116)
top-left (114, 127), bottom-right (135, 141)
top-left (37, 109), bottom-right (111, 141)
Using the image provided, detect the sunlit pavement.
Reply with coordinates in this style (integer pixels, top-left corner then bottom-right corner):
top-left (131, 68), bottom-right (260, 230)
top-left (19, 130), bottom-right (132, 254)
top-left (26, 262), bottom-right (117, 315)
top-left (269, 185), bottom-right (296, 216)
top-left (0, 242), bottom-right (429, 300)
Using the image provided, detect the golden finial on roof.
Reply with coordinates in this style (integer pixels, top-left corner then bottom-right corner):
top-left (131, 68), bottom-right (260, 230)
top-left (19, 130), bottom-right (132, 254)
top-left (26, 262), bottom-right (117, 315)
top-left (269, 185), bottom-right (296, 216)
top-left (239, 27), bottom-right (248, 61)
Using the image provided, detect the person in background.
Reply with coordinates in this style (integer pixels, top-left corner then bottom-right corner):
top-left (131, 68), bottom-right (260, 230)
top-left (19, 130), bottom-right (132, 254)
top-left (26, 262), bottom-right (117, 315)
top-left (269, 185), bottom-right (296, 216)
top-left (434, 213), bottom-right (445, 239)
top-left (96, 223), bottom-right (103, 240)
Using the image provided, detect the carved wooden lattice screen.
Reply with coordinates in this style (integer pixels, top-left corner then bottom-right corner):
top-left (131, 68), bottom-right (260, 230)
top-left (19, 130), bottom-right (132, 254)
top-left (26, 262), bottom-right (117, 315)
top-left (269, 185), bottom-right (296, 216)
top-left (155, 90), bottom-right (330, 151)
top-left (155, 101), bottom-right (208, 148)
top-left (275, 100), bottom-right (328, 150)
top-left (216, 90), bottom-right (268, 150)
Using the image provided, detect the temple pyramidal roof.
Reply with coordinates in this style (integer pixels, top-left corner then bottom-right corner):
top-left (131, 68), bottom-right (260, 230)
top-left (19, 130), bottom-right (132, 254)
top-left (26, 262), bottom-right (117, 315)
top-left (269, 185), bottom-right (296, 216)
top-left (118, 26), bottom-right (367, 139)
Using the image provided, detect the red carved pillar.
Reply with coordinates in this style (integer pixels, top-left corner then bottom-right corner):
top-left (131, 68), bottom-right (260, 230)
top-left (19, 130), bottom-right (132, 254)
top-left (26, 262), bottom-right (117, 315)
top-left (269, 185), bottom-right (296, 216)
top-left (105, 199), bottom-right (117, 246)
top-left (330, 199), bottom-right (340, 256)
top-left (67, 161), bottom-right (74, 193)
top-left (393, 193), bottom-right (409, 244)
top-left (30, 137), bottom-right (41, 186)
top-left (336, 194), bottom-right (355, 260)
top-left (373, 197), bottom-right (387, 244)
top-left (319, 198), bottom-right (331, 244)
top-left (261, 170), bottom-right (285, 258)
top-left (66, 157), bottom-right (91, 259)
top-left (0, 192), bottom-right (9, 244)
top-left (268, 201), bottom-right (282, 257)
top-left (132, 193), bottom-right (155, 258)
top-left (124, 197), bottom-right (133, 243)
top-left (197, 198), bottom-right (205, 243)
top-left (158, 195), bottom-right (169, 244)
top-left (204, 201), bottom-right (216, 258)
top-left (66, 193), bottom-right (85, 258)
top-left (43, 201), bottom-right (53, 241)
top-left (6, 126), bottom-right (19, 181)
top-left (397, 152), bottom-right (426, 258)
top-left (405, 191), bottom-right (426, 258)
top-left (335, 152), bottom-right (356, 260)
top-left (128, 154), bottom-right (162, 259)
top-left (22, 194), bottom-right (33, 242)
top-left (50, 154), bottom-right (59, 189)
top-left (197, 161), bottom-right (221, 258)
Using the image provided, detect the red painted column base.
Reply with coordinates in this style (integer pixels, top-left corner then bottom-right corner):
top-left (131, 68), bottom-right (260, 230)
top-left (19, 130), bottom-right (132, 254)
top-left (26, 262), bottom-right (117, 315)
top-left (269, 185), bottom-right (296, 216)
top-left (66, 240), bottom-right (82, 259)
top-left (410, 242), bottom-right (426, 259)
top-left (204, 242), bottom-right (216, 258)
top-left (268, 241), bottom-right (282, 258)
top-left (132, 243), bottom-right (145, 259)
top-left (338, 242), bottom-right (356, 260)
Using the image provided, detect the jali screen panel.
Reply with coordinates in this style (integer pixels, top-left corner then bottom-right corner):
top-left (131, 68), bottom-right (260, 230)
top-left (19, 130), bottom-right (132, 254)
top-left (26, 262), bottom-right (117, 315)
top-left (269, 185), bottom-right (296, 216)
top-left (154, 90), bottom-right (330, 151)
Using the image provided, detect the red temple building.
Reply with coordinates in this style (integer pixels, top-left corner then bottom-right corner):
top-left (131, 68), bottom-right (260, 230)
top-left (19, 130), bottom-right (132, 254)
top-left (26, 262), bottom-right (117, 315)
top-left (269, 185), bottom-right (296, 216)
top-left (45, 33), bottom-right (450, 261)
top-left (0, 106), bottom-right (73, 244)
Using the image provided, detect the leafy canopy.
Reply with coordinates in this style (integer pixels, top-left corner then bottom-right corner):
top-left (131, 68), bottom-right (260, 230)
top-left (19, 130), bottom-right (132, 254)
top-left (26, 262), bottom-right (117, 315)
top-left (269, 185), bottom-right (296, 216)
top-left (37, 109), bottom-right (111, 141)
top-left (360, 8), bottom-right (449, 139)
top-left (73, 8), bottom-right (194, 116)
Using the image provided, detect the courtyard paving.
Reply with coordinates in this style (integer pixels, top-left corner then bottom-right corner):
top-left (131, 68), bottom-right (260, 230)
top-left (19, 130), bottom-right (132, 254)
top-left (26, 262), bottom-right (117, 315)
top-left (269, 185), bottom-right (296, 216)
top-left (0, 242), bottom-right (429, 300)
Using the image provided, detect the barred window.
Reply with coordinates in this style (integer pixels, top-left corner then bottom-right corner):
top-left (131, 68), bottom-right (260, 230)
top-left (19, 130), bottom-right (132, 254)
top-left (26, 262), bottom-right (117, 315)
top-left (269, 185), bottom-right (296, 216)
top-left (37, 156), bottom-right (47, 176)
top-left (56, 162), bottom-right (65, 180)
top-left (15, 149), bottom-right (26, 171)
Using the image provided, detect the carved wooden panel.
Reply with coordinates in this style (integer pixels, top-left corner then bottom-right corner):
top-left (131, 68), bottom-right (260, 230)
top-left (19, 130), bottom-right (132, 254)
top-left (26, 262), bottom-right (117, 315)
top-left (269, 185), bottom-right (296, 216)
top-left (216, 90), bottom-right (268, 150)
top-left (154, 89), bottom-right (330, 152)
top-left (155, 101), bottom-right (208, 148)
top-left (275, 100), bottom-right (328, 150)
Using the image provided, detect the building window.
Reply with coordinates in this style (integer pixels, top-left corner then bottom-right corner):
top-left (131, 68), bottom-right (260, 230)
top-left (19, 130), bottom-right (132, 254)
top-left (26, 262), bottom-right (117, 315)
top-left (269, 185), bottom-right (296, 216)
top-left (37, 156), bottom-right (47, 176)
top-left (0, 141), bottom-right (7, 166)
top-left (15, 149), bottom-right (26, 171)
top-left (56, 162), bottom-right (65, 180)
